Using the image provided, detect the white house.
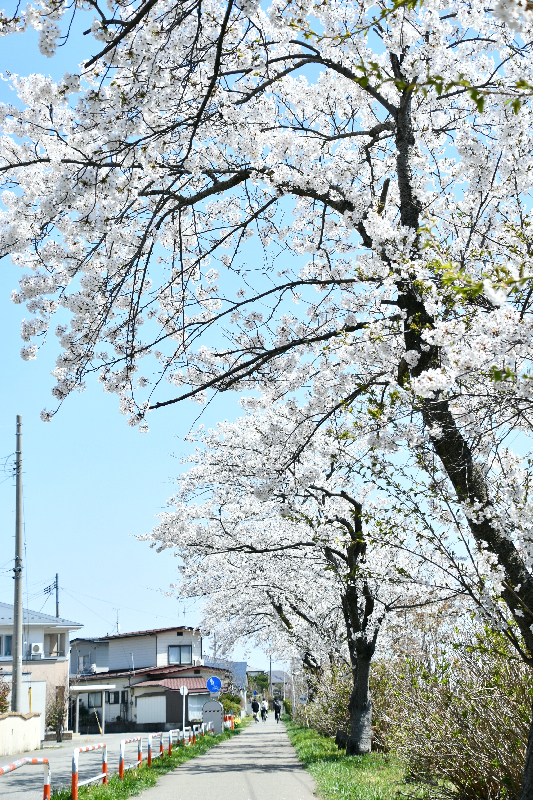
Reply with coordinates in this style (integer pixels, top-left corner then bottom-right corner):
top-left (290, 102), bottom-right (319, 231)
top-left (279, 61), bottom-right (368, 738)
top-left (70, 626), bottom-right (226, 731)
top-left (0, 602), bottom-right (83, 738)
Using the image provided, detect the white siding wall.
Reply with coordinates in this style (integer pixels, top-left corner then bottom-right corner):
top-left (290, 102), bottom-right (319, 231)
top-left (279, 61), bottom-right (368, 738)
top-left (108, 636), bottom-right (157, 671)
top-left (137, 695), bottom-right (166, 724)
top-left (27, 626), bottom-right (45, 654)
top-left (70, 642), bottom-right (109, 674)
top-left (156, 632), bottom-right (202, 667)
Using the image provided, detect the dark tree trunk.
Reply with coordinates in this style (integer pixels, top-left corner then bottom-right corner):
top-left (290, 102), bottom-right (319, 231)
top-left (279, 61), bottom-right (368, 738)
top-left (346, 645), bottom-right (373, 755)
top-left (521, 707), bottom-right (533, 800)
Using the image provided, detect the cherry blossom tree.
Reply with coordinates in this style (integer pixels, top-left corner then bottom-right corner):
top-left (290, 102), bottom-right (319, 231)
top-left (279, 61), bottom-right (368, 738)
top-left (3, 0), bottom-right (533, 786)
top-left (144, 409), bottom-right (447, 753)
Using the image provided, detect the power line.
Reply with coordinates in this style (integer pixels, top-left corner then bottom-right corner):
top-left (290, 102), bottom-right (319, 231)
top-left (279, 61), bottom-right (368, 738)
top-left (61, 585), bottom-right (183, 623)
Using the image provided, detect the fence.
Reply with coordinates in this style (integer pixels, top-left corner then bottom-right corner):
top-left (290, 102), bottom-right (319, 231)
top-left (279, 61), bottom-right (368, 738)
top-left (167, 729), bottom-right (182, 756)
top-left (0, 757), bottom-right (51, 800)
top-left (147, 732), bottom-right (164, 766)
top-left (1, 719), bottom-right (221, 800)
top-left (119, 737), bottom-right (142, 780)
top-left (72, 744), bottom-right (107, 800)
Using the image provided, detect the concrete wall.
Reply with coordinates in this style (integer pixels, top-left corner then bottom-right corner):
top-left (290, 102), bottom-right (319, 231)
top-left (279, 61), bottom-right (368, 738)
top-left (0, 712), bottom-right (41, 756)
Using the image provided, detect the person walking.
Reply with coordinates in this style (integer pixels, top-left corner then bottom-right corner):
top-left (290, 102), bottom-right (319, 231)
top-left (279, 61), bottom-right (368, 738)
top-left (260, 699), bottom-right (268, 722)
top-left (251, 697), bottom-right (260, 723)
top-left (273, 698), bottom-right (282, 723)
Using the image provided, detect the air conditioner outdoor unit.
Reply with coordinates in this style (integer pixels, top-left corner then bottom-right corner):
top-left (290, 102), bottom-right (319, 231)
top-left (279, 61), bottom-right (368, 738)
top-left (31, 643), bottom-right (44, 658)
top-left (193, 658), bottom-right (204, 666)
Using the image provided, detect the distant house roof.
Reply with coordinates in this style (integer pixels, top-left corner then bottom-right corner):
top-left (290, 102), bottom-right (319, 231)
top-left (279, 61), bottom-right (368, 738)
top-left (71, 638), bottom-right (108, 645)
top-left (134, 677), bottom-right (211, 693)
top-left (204, 659), bottom-right (247, 689)
top-left (70, 663), bottom-right (227, 683)
top-left (0, 602), bottom-right (82, 629)
top-left (103, 626), bottom-right (199, 640)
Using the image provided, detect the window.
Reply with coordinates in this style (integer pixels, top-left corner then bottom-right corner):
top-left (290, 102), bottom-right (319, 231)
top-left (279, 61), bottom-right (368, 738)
top-left (88, 692), bottom-right (102, 708)
top-left (78, 655), bottom-right (89, 672)
top-left (121, 690), bottom-right (129, 704)
top-left (106, 691), bottom-right (120, 704)
top-left (3, 636), bottom-right (12, 657)
top-left (187, 695), bottom-right (205, 719)
top-left (168, 645), bottom-right (192, 665)
top-left (176, 632), bottom-right (183, 637)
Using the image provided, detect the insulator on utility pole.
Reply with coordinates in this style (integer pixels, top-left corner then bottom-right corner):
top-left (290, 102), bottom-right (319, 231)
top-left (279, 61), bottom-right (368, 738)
top-left (12, 415), bottom-right (23, 712)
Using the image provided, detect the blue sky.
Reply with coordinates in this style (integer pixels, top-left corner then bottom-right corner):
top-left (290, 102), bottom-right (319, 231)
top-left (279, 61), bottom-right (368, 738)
top-left (0, 14), bottom-right (277, 672)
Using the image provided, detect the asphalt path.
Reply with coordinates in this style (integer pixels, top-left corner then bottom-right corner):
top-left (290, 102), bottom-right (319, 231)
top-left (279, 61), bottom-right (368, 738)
top-left (137, 714), bottom-right (316, 800)
top-left (0, 716), bottom-right (316, 800)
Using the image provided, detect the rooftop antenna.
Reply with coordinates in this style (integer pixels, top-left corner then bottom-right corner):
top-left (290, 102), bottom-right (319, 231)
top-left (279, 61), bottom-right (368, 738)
top-left (115, 610), bottom-right (120, 635)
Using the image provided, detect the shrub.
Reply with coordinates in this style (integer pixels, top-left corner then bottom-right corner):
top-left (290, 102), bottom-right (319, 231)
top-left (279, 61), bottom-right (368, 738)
top-left (219, 693), bottom-right (241, 716)
top-left (0, 670), bottom-right (8, 714)
top-left (283, 699), bottom-right (292, 716)
top-left (383, 629), bottom-right (531, 800)
top-left (300, 663), bottom-right (352, 738)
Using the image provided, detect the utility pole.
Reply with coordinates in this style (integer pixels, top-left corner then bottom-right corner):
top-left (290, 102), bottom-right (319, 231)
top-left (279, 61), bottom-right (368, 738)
top-left (269, 657), bottom-right (272, 698)
top-left (55, 573), bottom-right (59, 618)
top-left (12, 415), bottom-right (23, 712)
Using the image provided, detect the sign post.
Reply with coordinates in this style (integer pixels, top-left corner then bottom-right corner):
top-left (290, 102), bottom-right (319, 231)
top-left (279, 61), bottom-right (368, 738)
top-left (179, 685), bottom-right (188, 744)
top-left (206, 676), bottom-right (222, 694)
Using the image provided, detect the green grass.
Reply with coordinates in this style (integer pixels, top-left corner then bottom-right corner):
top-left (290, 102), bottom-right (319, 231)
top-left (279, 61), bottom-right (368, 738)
top-left (51, 720), bottom-right (248, 800)
top-left (283, 717), bottom-right (407, 800)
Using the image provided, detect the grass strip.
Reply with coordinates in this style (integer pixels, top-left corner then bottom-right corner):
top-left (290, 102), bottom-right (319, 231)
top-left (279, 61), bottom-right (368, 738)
top-left (51, 721), bottom-right (248, 800)
top-left (283, 716), bottom-right (407, 800)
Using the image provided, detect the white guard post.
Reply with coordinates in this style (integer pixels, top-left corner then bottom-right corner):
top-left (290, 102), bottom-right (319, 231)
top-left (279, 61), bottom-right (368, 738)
top-left (147, 732), bottom-right (164, 766)
top-left (72, 744), bottom-right (107, 800)
top-left (0, 757), bottom-right (51, 800)
top-left (167, 729), bottom-right (182, 756)
top-left (119, 737), bottom-right (142, 780)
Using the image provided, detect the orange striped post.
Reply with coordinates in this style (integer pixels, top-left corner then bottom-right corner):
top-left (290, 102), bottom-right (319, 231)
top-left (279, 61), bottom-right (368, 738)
top-left (0, 757), bottom-right (50, 800)
top-left (147, 732), bottom-right (164, 766)
top-left (71, 744), bottom-right (107, 800)
top-left (119, 738), bottom-right (142, 780)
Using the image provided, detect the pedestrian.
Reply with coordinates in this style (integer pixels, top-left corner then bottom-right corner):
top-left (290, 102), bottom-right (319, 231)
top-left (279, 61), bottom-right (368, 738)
top-left (273, 698), bottom-right (282, 723)
top-left (251, 697), bottom-right (260, 723)
top-left (260, 699), bottom-right (268, 722)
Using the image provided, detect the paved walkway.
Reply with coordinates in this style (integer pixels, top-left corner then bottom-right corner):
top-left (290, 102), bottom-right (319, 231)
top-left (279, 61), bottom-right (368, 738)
top-left (0, 716), bottom-right (316, 800)
top-left (137, 715), bottom-right (316, 800)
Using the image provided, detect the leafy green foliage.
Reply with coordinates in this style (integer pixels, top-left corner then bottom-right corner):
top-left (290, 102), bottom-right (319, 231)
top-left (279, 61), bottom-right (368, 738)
top-left (284, 717), bottom-right (407, 800)
top-left (219, 693), bottom-right (241, 716)
top-left (0, 670), bottom-right (9, 714)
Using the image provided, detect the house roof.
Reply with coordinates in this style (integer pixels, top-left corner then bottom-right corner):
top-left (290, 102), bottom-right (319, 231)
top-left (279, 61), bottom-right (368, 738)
top-left (0, 602), bottom-right (82, 629)
top-left (204, 659), bottom-right (247, 689)
top-left (103, 626), bottom-right (199, 640)
top-left (134, 677), bottom-right (212, 693)
top-left (71, 663), bottom-right (227, 683)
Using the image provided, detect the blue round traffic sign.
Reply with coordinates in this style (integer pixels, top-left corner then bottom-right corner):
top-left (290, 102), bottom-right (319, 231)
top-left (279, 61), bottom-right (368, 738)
top-left (253, 690), bottom-right (257, 695)
top-left (206, 676), bottom-right (222, 693)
